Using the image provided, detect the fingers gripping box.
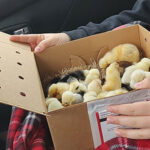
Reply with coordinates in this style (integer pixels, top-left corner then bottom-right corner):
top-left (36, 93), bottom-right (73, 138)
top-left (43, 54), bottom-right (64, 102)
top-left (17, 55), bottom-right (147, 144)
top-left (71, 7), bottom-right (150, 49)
top-left (0, 25), bottom-right (150, 150)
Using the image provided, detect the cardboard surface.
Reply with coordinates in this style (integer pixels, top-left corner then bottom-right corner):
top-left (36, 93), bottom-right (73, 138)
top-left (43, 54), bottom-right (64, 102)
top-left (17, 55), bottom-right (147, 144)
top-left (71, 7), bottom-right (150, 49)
top-left (0, 32), bottom-right (31, 51)
top-left (0, 32), bottom-right (47, 114)
top-left (139, 26), bottom-right (150, 57)
top-left (46, 103), bottom-right (94, 150)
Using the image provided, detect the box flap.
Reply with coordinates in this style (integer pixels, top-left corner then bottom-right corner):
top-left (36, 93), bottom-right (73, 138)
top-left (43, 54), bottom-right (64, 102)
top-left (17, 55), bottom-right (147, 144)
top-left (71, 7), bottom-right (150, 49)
top-left (46, 103), bottom-right (94, 150)
top-left (0, 32), bottom-right (47, 115)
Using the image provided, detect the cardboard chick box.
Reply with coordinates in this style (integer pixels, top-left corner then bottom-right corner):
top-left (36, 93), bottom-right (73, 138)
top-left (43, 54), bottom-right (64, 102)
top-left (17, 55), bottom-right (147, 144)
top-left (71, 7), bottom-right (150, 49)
top-left (1, 25), bottom-right (150, 150)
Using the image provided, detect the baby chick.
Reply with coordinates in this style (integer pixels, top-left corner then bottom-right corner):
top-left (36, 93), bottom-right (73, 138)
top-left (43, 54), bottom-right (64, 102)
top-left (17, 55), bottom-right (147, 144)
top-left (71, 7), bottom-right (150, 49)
top-left (130, 69), bottom-right (150, 89)
top-left (48, 82), bottom-right (70, 100)
top-left (103, 62), bottom-right (121, 91)
top-left (84, 91), bottom-right (97, 102)
top-left (97, 91), bottom-right (109, 99)
top-left (85, 68), bottom-right (100, 85)
top-left (88, 79), bottom-right (102, 94)
top-left (46, 97), bottom-right (64, 112)
top-left (122, 58), bottom-right (150, 84)
top-left (106, 88), bottom-right (128, 97)
top-left (97, 88), bottom-right (128, 99)
top-left (99, 43), bottom-right (140, 69)
top-left (62, 91), bottom-right (83, 106)
top-left (83, 69), bottom-right (90, 77)
top-left (69, 79), bottom-right (87, 95)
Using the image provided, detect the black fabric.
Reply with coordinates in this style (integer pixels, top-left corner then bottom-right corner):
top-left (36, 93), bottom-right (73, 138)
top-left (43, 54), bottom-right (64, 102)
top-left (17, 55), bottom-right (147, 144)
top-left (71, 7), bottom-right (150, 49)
top-left (65, 0), bottom-right (149, 40)
top-left (0, 104), bottom-right (12, 150)
top-left (0, 0), bottom-right (136, 34)
top-left (0, 0), bottom-right (76, 34)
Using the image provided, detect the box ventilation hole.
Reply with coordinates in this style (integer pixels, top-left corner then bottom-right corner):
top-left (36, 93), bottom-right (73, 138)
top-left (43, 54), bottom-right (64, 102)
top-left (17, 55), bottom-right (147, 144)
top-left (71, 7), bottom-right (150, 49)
top-left (16, 51), bottom-right (21, 54)
top-left (20, 92), bottom-right (26, 97)
top-left (19, 76), bottom-right (24, 80)
top-left (145, 38), bottom-right (147, 42)
top-left (17, 62), bottom-right (22, 66)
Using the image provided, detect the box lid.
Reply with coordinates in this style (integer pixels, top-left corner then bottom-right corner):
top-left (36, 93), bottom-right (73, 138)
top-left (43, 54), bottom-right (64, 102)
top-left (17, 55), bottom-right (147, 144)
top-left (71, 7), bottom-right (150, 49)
top-left (0, 32), bottom-right (47, 115)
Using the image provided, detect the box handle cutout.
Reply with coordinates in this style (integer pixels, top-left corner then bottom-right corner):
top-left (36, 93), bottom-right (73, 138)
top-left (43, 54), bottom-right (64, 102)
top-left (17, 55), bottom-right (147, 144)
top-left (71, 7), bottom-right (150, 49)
top-left (16, 51), bottom-right (21, 54)
top-left (17, 62), bottom-right (22, 66)
top-left (20, 92), bottom-right (26, 97)
top-left (18, 76), bottom-right (24, 80)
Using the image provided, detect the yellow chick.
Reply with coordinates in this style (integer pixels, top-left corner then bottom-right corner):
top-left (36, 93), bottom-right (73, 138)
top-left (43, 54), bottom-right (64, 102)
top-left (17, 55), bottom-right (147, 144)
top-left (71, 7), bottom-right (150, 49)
top-left (84, 91), bottom-right (97, 102)
top-left (97, 88), bottom-right (128, 99)
top-left (85, 68), bottom-right (100, 85)
top-left (48, 82), bottom-right (70, 100)
top-left (83, 69), bottom-right (90, 77)
top-left (103, 62), bottom-right (121, 91)
top-left (106, 88), bottom-right (128, 97)
top-left (46, 97), bottom-right (64, 112)
top-left (69, 79), bottom-right (87, 94)
top-left (97, 91), bottom-right (109, 99)
top-left (99, 43), bottom-right (140, 69)
top-left (62, 91), bottom-right (83, 106)
top-left (130, 69), bottom-right (150, 89)
top-left (122, 58), bottom-right (150, 84)
top-left (88, 79), bottom-right (102, 94)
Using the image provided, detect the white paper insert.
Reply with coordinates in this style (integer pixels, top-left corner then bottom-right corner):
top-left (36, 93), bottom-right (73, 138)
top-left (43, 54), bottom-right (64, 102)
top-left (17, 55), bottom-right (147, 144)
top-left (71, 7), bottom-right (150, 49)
top-left (87, 89), bottom-right (150, 149)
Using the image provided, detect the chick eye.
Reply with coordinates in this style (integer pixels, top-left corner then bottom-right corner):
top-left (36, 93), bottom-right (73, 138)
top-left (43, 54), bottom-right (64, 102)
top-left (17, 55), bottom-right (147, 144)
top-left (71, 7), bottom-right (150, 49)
top-left (75, 86), bottom-right (79, 90)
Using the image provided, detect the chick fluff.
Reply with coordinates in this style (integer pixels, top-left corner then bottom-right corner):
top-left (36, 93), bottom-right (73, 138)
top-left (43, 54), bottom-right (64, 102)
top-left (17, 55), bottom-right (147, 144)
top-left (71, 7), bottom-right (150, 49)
top-left (130, 69), bottom-right (150, 89)
top-left (99, 43), bottom-right (140, 69)
top-left (85, 68), bottom-right (100, 85)
top-left (46, 97), bottom-right (64, 112)
top-left (97, 88), bottom-right (128, 99)
top-left (62, 91), bottom-right (83, 106)
top-left (88, 79), bottom-right (102, 94)
top-left (103, 62), bottom-right (121, 91)
top-left (48, 82), bottom-right (70, 100)
top-left (69, 79), bottom-right (87, 94)
top-left (83, 69), bottom-right (90, 78)
top-left (97, 91), bottom-right (108, 99)
top-left (84, 91), bottom-right (97, 102)
top-left (122, 58), bottom-right (150, 84)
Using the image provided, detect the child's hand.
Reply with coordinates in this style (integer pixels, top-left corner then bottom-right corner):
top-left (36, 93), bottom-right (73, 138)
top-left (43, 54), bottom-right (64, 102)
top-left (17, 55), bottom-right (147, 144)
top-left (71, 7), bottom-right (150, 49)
top-left (10, 33), bottom-right (70, 53)
top-left (107, 77), bottom-right (150, 139)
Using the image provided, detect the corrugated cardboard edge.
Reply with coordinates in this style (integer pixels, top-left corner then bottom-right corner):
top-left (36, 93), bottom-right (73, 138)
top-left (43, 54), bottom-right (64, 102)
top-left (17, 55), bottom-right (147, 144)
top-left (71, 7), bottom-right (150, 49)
top-left (0, 32), bottom-right (31, 51)
top-left (46, 102), bottom-right (94, 150)
top-left (138, 25), bottom-right (150, 58)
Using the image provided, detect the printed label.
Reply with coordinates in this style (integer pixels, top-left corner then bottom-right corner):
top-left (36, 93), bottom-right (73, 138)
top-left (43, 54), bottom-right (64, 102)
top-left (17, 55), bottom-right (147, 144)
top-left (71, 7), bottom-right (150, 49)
top-left (87, 89), bottom-right (150, 149)
top-left (96, 111), bottom-right (119, 143)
